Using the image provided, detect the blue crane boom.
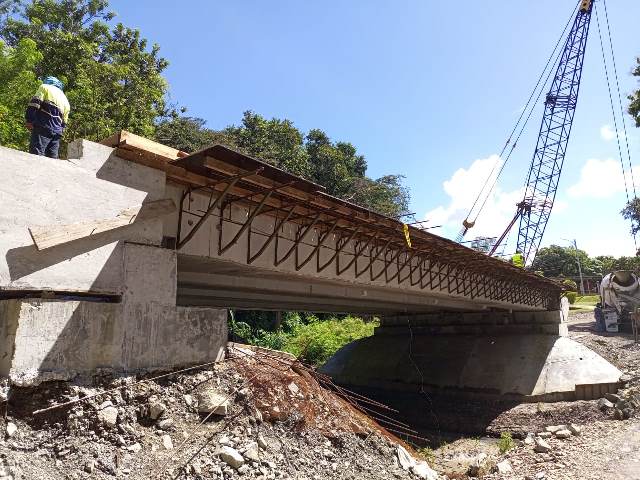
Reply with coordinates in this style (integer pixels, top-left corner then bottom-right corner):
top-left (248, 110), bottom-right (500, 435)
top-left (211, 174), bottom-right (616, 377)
top-left (489, 0), bottom-right (594, 262)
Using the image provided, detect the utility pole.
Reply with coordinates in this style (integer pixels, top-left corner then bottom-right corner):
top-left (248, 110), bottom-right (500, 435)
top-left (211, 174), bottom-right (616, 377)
top-left (571, 239), bottom-right (586, 295)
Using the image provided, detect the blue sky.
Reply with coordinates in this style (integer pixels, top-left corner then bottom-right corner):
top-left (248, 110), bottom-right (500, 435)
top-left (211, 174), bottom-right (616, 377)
top-left (110, 0), bottom-right (640, 258)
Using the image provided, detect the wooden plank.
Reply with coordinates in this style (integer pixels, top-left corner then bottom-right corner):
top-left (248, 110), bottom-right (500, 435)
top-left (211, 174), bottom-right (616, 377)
top-left (101, 130), bottom-right (187, 159)
top-left (119, 130), bottom-right (184, 159)
top-left (99, 131), bottom-right (123, 148)
top-left (28, 199), bottom-right (177, 251)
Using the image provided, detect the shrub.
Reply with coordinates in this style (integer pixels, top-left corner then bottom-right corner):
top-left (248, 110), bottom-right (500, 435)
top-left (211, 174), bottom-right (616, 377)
top-left (565, 291), bottom-right (577, 304)
top-left (284, 316), bottom-right (378, 366)
top-left (562, 278), bottom-right (578, 291)
top-left (498, 432), bottom-right (515, 454)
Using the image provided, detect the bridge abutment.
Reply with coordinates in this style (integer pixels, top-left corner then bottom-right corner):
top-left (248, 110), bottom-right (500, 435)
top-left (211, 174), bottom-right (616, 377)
top-left (0, 141), bottom-right (227, 386)
top-left (321, 305), bottom-right (621, 402)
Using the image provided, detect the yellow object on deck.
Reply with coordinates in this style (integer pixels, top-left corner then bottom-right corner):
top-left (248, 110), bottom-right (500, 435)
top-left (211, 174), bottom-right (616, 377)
top-left (403, 224), bottom-right (412, 248)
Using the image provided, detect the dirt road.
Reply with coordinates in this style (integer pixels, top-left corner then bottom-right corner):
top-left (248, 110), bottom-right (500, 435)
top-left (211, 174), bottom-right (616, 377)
top-left (481, 312), bottom-right (640, 480)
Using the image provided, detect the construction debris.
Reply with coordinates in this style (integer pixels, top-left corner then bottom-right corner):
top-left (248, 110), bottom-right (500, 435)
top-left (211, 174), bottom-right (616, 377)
top-left (0, 344), bottom-right (440, 480)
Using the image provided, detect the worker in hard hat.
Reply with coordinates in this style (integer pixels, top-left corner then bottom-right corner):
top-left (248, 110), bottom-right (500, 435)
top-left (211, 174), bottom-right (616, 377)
top-left (511, 250), bottom-right (524, 268)
top-left (25, 76), bottom-right (70, 159)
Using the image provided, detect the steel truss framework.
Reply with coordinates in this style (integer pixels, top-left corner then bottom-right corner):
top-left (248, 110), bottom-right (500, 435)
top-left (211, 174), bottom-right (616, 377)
top-left (517, 1), bottom-right (593, 263)
top-left (169, 147), bottom-right (562, 311)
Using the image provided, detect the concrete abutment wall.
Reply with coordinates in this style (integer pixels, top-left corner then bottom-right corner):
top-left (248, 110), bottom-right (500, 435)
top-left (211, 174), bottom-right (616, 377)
top-left (321, 305), bottom-right (621, 402)
top-left (0, 141), bottom-right (228, 386)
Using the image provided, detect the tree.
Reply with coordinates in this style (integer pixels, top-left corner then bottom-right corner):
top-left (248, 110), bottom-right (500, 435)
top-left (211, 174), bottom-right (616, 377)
top-left (0, 38), bottom-right (42, 149)
top-left (531, 245), bottom-right (598, 277)
top-left (621, 196), bottom-right (640, 237)
top-left (154, 117), bottom-right (233, 153)
top-left (157, 110), bottom-right (411, 218)
top-left (350, 175), bottom-right (410, 218)
top-left (629, 57), bottom-right (640, 127)
top-left (0, 0), bottom-right (172, 147)
top-left (225, 111), bottom-right (310, 178)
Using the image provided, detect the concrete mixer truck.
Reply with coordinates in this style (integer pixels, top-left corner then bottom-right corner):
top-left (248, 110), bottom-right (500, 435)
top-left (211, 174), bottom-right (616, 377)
top-left (595, 271), bottom-right (640, 335)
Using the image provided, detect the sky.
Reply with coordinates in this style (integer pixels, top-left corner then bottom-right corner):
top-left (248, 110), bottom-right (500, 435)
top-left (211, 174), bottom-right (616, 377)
top-left (109, 0), bottom-right (640, 258)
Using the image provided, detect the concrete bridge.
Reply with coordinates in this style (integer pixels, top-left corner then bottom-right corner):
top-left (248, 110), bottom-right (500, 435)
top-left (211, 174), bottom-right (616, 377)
top-left (0, 132), bottom-right (620, 400)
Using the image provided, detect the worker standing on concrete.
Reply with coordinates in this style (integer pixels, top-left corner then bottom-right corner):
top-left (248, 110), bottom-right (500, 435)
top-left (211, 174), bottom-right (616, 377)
top-left (511, 251), bottom-right (524, 268)
top-left (25, 76), bottom-right (70, 159)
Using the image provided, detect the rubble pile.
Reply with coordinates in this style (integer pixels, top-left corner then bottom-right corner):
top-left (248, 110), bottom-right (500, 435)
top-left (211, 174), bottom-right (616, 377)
top-left (0, 344), bottom-right (444, 480)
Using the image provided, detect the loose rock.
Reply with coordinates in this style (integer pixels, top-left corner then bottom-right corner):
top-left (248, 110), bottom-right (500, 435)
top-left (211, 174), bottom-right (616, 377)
top-left (97, 406), bottom-right (118, 428)
top-left (496, 459), bottom-right (513, 474)
top-left (534, 437), bottom-right (552, 453)
top-left (162, 435), bottom-right (173, 450)
top-left (196, 389), bottom-right (231, 415)
top-left (218, 446), bottom-right (245, 469)
top-left (5, 423), bottom-right (17, 438)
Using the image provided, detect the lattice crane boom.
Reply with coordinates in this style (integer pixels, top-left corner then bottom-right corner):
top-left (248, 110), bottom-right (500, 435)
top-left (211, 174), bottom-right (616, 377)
top-left (515, 0), bottom-right (594, 263)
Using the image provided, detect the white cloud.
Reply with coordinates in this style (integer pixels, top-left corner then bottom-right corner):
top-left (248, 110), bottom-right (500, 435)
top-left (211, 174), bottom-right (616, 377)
top-left (567, 158), bottom-right (640, 199)
top-left (600, 125), bottom-right (617, 141)
top-left (425, 155), bottom-right (523, 239)
top-left (600, 124), bottom-right (631, 144)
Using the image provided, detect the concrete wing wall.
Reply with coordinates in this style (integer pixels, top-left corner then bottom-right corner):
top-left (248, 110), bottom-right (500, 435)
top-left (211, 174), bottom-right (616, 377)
top-left (0, 141), bottom-right (166, 294)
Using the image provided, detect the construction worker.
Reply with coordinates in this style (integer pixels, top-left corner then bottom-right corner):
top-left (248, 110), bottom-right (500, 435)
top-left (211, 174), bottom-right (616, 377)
top-left (511, 250), bottom-right (524, 268)
top-left (25, 76), bottom-right (70, 159)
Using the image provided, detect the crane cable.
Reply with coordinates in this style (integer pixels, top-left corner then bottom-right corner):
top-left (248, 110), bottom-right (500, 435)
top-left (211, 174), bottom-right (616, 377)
top-left (603, 0), bottom-right (637, 199)
top-left (457, 1), bottom-right (580, 241)
top-left (595, 0), bottom-right (638, 250)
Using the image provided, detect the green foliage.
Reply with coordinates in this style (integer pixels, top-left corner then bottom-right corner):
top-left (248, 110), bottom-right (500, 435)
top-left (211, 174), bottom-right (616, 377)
top-left (228, 311), bottom-right (377, 367)
top-left (531, 245), bottom-right (600, 277)
top-left (498, 432), bottom-right (515, 454)
top-left (283, 316), bottom-right (377, 366)
top-left (417, 447), bottom-right (435, 466)
top-left (562, 278), bottom-right (578, 291)
top-left (225, 111), bottom-right (311, 178)
top-left (621, 197), bottom-right (640, 237)
top-left (575, 295), bottom-right (599, 306)
top-left (0, 0), bottom-right (173, 147)
top-left (629, 58), bottom-right (640, 127)
top-left (156, 110), bottom-right (410, 218)
top-left (154, 117), bottom-right (233, 153)
top-left (0, 38), bottom-right (42, 148)
top-left (565, 291), bottom-right (577, 304)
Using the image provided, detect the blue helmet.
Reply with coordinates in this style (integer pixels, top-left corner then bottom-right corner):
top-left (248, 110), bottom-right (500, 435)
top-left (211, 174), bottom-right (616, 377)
top-left (43, 76), bottom-right (64, 91)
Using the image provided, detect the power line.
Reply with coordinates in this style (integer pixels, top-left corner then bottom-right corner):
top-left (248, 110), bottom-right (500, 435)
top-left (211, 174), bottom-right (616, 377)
top-left (595, 3), bottom-right (637, 250)
top-left (602, 0), bottom-right (637, 199)
top-left (458, 1), bottom-right (580, 240)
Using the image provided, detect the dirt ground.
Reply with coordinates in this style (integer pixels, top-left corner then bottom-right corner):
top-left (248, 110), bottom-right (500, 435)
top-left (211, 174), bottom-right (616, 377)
top-left (458, 311), bottom-right (640, 480)
top-left (1, 311), bottom-right (639, 480)
top-left (0, 343), bottom-right (441, 480)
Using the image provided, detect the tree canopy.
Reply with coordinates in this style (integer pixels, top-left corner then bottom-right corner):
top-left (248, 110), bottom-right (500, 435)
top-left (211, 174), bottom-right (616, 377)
top-left (629, 57), bottom-right (640, 127)
top-left (155, 112), bottom-right (410, 218)
top-left (0, 38), bottom-right (41, 148)
top-left (0, 0), bottom-right (410, 218)
top-left (531, 244), bottom-right (640, 278)
top-left (0, 0), bottom-right (172, 143)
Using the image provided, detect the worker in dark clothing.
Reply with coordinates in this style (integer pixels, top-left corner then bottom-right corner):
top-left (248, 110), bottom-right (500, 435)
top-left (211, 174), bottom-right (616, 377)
top-left (25, 76), bottom-right (70, 159)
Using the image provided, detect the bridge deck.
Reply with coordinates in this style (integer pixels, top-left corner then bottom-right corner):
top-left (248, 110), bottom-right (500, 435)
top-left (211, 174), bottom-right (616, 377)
top-left (103, 131), bottom-right (562, 313)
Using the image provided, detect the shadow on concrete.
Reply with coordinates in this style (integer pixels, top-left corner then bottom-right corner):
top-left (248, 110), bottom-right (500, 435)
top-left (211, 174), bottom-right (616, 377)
top-left (3, 147), bottom-right (154, 388)
top-left (344, 384), bottom-right (521, 445)
top-left (6, 230), bottom-right (128, 283)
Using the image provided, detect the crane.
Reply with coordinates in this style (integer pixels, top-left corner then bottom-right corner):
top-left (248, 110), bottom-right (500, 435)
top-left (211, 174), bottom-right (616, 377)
top-left (487, 0), bottom-right (594, 262)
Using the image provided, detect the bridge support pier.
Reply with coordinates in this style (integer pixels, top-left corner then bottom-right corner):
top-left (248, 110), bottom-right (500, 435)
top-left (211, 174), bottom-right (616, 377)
top-left (321, 307), bottom-right (621, 402)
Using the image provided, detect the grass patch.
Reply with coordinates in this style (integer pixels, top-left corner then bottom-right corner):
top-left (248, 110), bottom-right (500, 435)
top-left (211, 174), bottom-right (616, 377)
top-left (575, 294), bottom-right (599, 305)
top-left (498, 432), bottom-right (515, 454)
top-left (230, 312), bottom-right (378, 367)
